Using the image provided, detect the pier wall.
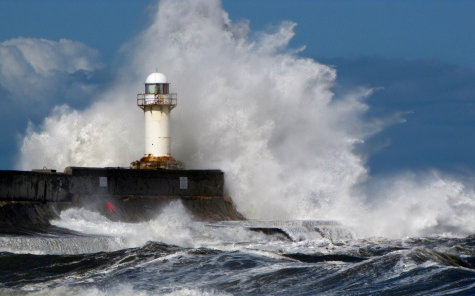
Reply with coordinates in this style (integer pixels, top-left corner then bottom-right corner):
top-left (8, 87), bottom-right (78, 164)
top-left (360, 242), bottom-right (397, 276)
top-left (0, 167), bottom-right (242, 229)
top-left (0, 171), bottom-right (71, 202)
top-left (65, 167), bottom-right (224, 196)
top-left (0, 168), bottom-right (224, 202)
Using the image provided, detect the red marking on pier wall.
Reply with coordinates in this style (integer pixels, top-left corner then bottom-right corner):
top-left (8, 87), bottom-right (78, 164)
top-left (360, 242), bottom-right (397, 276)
top-left (106, 201), bottom-right (115, 213)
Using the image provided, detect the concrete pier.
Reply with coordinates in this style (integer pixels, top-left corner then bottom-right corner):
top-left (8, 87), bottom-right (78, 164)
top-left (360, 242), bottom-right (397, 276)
top-left (0, 170), bottom-right (70, 203)
top-left (0, 167), bottom-right (244, 231)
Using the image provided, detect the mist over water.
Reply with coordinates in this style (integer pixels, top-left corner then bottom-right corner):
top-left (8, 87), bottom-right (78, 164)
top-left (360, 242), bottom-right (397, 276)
top-left (17, 0), bottom-right (475, 238)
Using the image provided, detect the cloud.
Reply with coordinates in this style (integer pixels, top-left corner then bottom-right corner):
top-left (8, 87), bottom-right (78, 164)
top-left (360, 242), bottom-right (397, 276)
top-left (0, 37), bottom-right (102, 110)
top-left (0, 37), bottom-right (105, 169)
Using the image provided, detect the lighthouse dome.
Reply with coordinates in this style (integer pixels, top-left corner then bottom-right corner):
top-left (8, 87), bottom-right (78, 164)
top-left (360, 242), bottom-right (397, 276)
top-left (145, 72), bottom-right (168, 84)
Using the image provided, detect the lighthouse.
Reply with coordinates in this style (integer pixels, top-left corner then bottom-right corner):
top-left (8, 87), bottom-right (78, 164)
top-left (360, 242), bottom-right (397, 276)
top-left (131, 72), bottom-right (183, 169)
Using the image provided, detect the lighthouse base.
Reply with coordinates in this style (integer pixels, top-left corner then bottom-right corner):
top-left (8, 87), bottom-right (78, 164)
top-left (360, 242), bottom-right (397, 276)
top-left (130, 154), bottom-right (184, 170)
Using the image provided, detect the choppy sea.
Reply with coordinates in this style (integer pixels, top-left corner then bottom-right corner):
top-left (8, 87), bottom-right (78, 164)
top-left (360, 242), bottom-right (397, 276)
top-left (0, 204), bottom-right (474, 296)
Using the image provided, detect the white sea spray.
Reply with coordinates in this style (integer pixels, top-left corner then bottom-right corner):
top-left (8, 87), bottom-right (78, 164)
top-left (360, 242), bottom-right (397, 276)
top-left (17, 0), bottom-right (475, 238)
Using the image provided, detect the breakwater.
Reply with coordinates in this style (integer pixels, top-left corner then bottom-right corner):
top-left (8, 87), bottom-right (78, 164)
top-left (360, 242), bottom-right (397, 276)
top-left (0, 167), bottom-right (243, 232)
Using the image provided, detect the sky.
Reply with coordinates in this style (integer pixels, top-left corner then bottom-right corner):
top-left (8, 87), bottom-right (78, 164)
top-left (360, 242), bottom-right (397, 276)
top-left (0, 0), bottom-right (474, 175)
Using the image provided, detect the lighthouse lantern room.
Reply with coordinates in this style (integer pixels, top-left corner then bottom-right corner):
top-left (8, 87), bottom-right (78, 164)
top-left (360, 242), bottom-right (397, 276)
top-left (131, 72), bottom-right (183, 169)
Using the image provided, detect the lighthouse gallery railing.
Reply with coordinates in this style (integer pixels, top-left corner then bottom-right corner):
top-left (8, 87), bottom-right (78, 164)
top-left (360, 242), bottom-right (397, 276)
top-left (137, 93), bottom-right (177, 109)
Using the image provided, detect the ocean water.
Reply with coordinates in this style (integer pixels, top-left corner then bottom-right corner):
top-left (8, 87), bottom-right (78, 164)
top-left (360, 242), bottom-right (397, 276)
top-left (1, 204), bottom-right (474, 296)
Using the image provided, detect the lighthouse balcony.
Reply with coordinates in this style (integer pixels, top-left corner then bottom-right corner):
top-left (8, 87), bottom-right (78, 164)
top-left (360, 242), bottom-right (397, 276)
top-left (137, 93), bottom-right (177, 109)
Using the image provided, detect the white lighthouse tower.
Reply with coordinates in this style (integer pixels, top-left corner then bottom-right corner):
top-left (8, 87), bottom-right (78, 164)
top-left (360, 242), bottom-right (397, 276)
top-left (131, 72), bottom-right (183, 169)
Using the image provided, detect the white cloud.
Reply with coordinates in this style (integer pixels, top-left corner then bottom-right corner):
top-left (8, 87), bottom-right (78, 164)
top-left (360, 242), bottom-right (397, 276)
top-left (0, 37), bottom-right (101, 105)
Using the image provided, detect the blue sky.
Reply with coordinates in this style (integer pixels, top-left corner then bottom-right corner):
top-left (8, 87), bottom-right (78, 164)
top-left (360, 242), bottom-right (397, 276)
top-left (2, 0), bottom-right (474, 67)
top-left (0, 0), bottom-right (474, 175)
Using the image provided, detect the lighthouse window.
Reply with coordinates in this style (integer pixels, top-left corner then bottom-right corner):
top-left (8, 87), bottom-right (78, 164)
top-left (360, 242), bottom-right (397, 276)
top-left (145, 84), bottom-right (157, 94)
top-left (146, 83), bottom-right (169, 94)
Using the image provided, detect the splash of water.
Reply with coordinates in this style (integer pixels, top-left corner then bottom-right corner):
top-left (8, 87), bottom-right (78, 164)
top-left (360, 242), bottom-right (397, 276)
top-left (0, 285), bottom-right (230, 296)
top-left (48, 201), bottom-right (278, 252)
top-left (17, 0), bottom-right (475, 238)
top-left (51, 201), bottom-right (196, 249)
